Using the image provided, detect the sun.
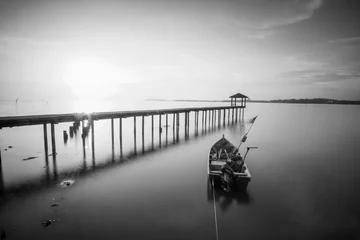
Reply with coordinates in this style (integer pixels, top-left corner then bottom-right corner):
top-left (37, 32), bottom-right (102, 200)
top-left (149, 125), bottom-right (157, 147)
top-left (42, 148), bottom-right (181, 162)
top-left (63, 57), bottom-right (122, 100)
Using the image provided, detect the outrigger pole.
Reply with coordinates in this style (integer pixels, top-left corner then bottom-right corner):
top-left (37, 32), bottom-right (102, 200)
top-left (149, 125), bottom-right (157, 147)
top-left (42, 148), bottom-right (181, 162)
top-left (237, 115), bottom-right (258, 150)
top-left (243, 146), bottom-right (258, 161)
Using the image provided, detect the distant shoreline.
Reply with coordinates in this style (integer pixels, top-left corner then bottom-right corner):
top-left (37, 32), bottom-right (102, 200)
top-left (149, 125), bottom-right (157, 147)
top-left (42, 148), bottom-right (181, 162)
top-left (147, 98), bottom-right (360, 105)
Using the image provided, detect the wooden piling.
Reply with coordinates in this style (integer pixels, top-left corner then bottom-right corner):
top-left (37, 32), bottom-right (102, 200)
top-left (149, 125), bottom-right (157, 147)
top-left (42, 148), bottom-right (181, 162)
top-left (217, 109), bottom-right (220, 128)
top-left (196, 112), bottom-right (198, 135)
top-left (204, 110), bottom-right (207, 130)
top-left (43, 124), bottom-right (49, 163)
top-left (91, 120), bottom-right (95, 159)
top-left (111, 118), bottom-right (115, 154)
top-left (232, 108), bottom-right (234, 124)
top-left (166, 114), bottom-right (168, 145)
top-left (50, 123), bottom-right (56, 156)
top-left (69, 126), bottom-right (74, 138)
top-left (176, 113), bottom-right (180, 141)
top-left (223, 109), bottom-right (226, 127)
top-left (184, 112), bottom-right (187, 139)
top-left (211, 110), bottom-right (214, 129)
top-left (235, 108), bottom-right (238, 123)
top-left (142, 116), bottom-right (145, 153)
top-left (119, 118), bottom-right (123, 155)
top-left (159, 114), bottom-right (162, 147)
top-left (228, 108), bottom-right (230, 125)
top-left (173, 113), bottom-right (175, 143)
top-left (209, 110), bottom-right (211, 130)
top-left (152, 115), bottom-right (154, 149)
top-left (202, 110), bottom-right (204, 130)
top-left (134, 116), bottom-right (137, 154)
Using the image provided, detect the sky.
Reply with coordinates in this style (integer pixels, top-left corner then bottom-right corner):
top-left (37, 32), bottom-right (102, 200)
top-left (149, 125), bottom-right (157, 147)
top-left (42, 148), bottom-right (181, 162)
top-left (0, 0), bottom-right (360, 102)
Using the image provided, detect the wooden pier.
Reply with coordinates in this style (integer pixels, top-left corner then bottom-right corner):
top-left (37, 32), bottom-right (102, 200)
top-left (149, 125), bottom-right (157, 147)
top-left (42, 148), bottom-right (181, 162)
top-left (0, 105), bottom-right (245, 159)
top-left (0, 93), bottom-right (249, 188)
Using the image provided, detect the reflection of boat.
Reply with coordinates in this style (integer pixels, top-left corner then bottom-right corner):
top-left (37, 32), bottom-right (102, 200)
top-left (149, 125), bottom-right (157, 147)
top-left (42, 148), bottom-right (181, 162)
top-left (208, 136), bottom-right (251, 190)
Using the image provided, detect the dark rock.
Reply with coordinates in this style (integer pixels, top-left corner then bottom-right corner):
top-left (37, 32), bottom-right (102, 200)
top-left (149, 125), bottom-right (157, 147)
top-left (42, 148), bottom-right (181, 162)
top-left (42, 220), bottom-right (52, 227)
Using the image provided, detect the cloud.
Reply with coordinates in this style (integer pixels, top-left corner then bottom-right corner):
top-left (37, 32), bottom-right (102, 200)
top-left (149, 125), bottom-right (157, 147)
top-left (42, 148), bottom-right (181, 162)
top-left (214, 0), bottom-right (324, 40)
top-left (220, 0), bottom-right (323, 29)
top-left (329, 36), bottom-right (360, 47)
top-left (279, 68), bottom-right (360, 85)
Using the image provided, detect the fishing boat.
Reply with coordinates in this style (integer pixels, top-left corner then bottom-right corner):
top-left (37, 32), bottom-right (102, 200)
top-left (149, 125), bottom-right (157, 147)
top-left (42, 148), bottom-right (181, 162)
top-left (208, 116), bottom-right (258, 191)
top-left (208, 136), bottom-right (252, 190)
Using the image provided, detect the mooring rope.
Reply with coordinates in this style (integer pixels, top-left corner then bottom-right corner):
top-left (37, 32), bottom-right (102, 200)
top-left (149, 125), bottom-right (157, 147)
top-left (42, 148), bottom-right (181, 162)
top-left (211, 179), bottom-right (220, 240)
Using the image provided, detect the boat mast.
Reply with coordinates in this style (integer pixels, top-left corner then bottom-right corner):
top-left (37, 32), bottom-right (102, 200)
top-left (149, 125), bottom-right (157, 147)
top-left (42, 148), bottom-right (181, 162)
top-left (237, 115), bottom-right (258, 150)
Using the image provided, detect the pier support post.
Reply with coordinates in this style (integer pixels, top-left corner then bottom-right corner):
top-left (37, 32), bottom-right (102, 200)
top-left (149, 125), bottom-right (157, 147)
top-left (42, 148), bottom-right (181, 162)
top-left (232, 108), bottom-right (234, 124)
top-left (176, 113), bottom-right (180, 141)
top-left (82, 120), bottom-right (86, 161)
top-left (111, 118), bottom-right (115, 156)
top-left (50, 123), bottom-right (56, 157)
top-left (218, 109), bottom-right (221, 128)
top-left (205, 110), bottom-right (207, 131)
top-left (202, 111), bottom-right (204, 132)
top-left (91, 120), bottom-right (95, 161)
top-left (236, 108), bottom-right (238, 123)
top-left (184, 112), bottom-right (187, 139)
top-left (166, 114), bottom-right (168, 145)
top-left (211, 110), bottom-right (214, 129)
top-left (134, 116), bottom-right (137, 154)
top-left (223, 109), bottom-right (226, 127)
top-left (50, 123), bottom-right (57, 180)
top-left (159, 114), bottom-right (162, 147)
top-left (119, 118), bottom-right (123, 159)
top-left (173, 113), bottom-right (175, 143)
top-left (152, 115), bottom-right (154, 149)
top-left (142, 116), bottom-right (145, 153)
top-left (43, 124), bottom-right (49, 164)
top-left (228, 109), bottom-right (230, 125)
top-left (209, 110), bottom-right (211, 130)
top-left (196, 111), bottom-right (199, 135)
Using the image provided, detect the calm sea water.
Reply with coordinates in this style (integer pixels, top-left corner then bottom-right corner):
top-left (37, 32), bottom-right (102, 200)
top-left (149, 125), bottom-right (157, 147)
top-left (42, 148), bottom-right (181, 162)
top-left (0, 102), bottom-right (359, 239)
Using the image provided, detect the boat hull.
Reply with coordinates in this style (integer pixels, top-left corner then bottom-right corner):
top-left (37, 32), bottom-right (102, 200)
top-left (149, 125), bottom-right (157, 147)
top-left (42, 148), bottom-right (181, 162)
top-left (208, 137), bottom-right (251, 190)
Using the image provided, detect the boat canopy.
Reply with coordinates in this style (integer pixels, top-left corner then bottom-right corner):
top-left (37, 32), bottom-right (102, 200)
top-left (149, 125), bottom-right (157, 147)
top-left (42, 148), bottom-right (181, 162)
top-left (210, 137), bottom-right (237, 155)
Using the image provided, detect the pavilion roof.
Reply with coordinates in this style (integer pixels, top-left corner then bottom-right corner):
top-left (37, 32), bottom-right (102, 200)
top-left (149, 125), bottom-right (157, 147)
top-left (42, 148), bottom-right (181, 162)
top-left (229, 93), bottom-right (248, 99)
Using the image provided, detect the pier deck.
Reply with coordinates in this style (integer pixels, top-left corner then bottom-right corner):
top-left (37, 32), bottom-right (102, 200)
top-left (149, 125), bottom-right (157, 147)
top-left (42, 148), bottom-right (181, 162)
top-left (0, 106), bottom-right (244, 128)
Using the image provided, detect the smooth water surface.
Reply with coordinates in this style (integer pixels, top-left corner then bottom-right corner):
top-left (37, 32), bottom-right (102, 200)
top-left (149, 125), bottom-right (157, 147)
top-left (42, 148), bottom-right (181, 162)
top-left (0, 103), bottom-right (359, 239)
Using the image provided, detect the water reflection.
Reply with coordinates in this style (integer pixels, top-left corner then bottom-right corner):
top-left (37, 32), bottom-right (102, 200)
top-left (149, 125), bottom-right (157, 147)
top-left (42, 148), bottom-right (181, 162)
top-left (207, 178), bottom-right (252, 212)
top-left (0, 113), bottom-right (245, 197)
top-left (0, 162), bottom-right (3, 195)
